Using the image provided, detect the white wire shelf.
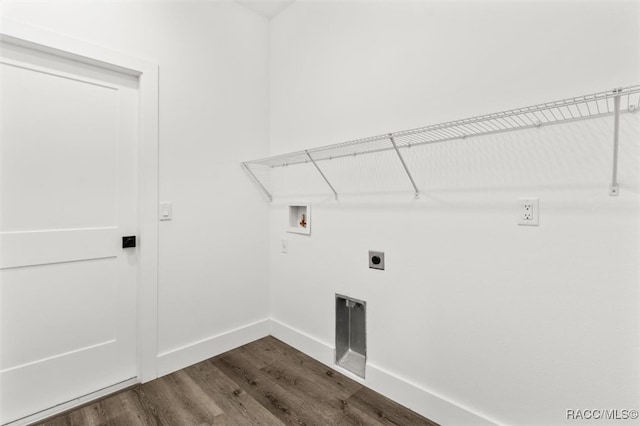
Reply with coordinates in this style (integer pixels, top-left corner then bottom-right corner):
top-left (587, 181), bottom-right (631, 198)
top-left (243, 85), bottom-right (640, 201)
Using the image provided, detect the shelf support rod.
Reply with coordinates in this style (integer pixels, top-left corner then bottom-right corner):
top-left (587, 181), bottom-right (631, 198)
top-left (610, 88), bottom-right (622, 196)
top-left (306, 151), bottom-right (338, 199)
top-left (242, 162), bottom-right (273, 202)
top-left (389, 135), bottom-right (420, 199)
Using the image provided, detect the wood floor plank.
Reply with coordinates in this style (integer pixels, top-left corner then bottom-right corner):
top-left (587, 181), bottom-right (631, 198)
top-left (117, 389), bottom-right (162, 426)
top-left (265, 348), bottom-right (362, 398)
top-left (75, 401), bottom-right (110, 425)
top-left (89, 390), bottom-right (154, 426)
top-left (132, 371), bottom-right (223, 425)
top-left (237, 336), bottom-right (302, 368)
top-left (346, 387), bottom-right (439, 426)
top-left (259, 362), bottom-right (350, 423)
top-left (212, 350), bottom-right (337, 425)
top-left (258, 338), bottom-right (430, 426)
top-left (334, 399), bottom-right (391, 426)
top-left (37, 414), bottom-right (72, 426)
top-left (183, 359), bottom-right (285, 426)
top-left (166, 370), bottom-right (225, 418)
top-left (35, 389), bottom-right (154, 426)
top-left (257, 337), bottom-right (363, 398)
top-left (34, 337), bottom-right (438, 426)
top-left (66, 399), bottom-right (114, 426)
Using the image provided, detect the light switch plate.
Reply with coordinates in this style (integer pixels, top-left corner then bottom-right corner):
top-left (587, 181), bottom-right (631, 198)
top-left (160, 202), bottom-right (172, 221)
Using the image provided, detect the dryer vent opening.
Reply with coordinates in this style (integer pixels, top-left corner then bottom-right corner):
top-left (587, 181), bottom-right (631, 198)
top-left (335, 294), bottom-right (366, 378)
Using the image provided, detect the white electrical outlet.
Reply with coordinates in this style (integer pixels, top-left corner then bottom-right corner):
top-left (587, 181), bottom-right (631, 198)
top-left (518, 198), bottom-right (539, 226)
top-left (281, 239), bottom-right (288, 254)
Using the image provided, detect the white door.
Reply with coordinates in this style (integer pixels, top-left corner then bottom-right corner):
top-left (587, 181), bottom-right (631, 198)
top-left (0, 39), bottom-right (139, 424)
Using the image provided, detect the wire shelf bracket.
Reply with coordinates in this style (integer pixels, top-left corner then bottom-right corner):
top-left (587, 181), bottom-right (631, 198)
top-left (243, 85), bottom-right (640, 201)
top-left (306, 150), bottom-right (339, 200)
top-left (390, 134), bottom-right (419, 199)
top-left (610, 88), bottom-right (622, 196)
top-left (242, 162), bottom-right (272, 202)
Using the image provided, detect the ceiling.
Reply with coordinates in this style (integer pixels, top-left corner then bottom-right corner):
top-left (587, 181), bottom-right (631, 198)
top-left (234, 0), bottom-right (296, 19)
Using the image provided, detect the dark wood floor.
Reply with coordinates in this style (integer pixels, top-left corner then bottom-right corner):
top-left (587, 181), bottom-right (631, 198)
top-left (36, 336), bottom-right (437, 425)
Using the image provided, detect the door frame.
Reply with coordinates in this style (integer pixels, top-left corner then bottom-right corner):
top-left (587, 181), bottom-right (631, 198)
top-left (0, 17), bottom-right (159, 388)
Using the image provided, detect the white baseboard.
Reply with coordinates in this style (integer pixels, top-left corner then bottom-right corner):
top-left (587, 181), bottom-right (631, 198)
top-left (270, 318), bottom-right (499, 426)
top-left (157, 318), bottom-right (271, 378)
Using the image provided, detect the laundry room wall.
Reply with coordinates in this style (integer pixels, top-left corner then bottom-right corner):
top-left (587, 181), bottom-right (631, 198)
top-left (4, 1), bottom-right (640, 424)
top-left (268, 2), bottom-right (640, 425)
top-left (1, 0), bottom-right (271, 377)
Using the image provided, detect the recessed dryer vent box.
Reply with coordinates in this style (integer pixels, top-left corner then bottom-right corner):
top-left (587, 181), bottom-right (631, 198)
top-left (335, 294), bottom-right (366, 378)
top-left (288, 202), bottom-right (310, 235)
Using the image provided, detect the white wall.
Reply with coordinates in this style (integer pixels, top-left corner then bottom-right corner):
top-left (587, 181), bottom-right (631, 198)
top-left (3, 1), bottom-right (639, 424)
top-left (269, 2), bottom-right (640, 425)
top-left (1, 0), bottom-right (271, 376)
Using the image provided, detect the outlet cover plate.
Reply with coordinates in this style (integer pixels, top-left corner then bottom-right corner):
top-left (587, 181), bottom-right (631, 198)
top-left (518, 197), bottom-right (539, 226)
